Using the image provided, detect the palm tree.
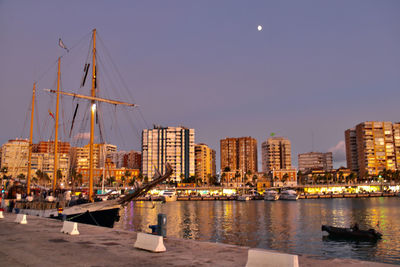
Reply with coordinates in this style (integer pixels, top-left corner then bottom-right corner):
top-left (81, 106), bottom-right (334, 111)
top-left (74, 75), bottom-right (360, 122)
top-left (282, 173), bottom-right (289, 185)
top-left (122, 170), bottom-right (131, 187)
top-left (17, 173), bottom-right (26, 180)
top-left (36, 170), bottom-right (50, 187)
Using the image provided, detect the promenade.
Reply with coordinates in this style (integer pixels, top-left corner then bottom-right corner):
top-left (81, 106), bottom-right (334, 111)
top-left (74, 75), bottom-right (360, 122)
top-left (0, 214), bottom-right (395, 267)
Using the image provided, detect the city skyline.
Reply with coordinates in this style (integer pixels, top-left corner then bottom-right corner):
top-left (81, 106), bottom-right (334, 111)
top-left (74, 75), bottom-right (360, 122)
top-left (1, 1), bottom-right (399, 170)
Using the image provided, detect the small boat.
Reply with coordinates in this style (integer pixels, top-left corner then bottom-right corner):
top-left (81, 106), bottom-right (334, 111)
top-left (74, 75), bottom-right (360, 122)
top-left (264, 190), bottom-right (279, 201)
top-left (160, 190), bottom-right (177, 202)
top-left (321, 225), bottom-right (382, 241)
top-left (279, 190), bottom-right (299, 201)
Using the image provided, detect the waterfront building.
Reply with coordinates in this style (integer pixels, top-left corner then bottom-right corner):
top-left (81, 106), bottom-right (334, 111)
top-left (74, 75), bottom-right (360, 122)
top-left (261, 136), bottom-right (291, 172)
top-left (345, 128), bottom-right (358, 172)
top-left (31, 152), bottom-right (70, 181)
top-left (72, 143), bottom-right (117, 170)
top-left (123, 150), bottom-right (142, 170)
top-left (0, 139), bottom-right (29, 177)
top-left (220, 137), bottom-right (257, 173)
top-left (298, 152), bottom-right (333, 172)
top-left (345, 121), bottom-right (400, 178)
top-left (34, 141), bottom-right (70, 154)
top-left (142, 125), bottom-right (195, 182)
top-left (271, 169), bottom-right (297, 187)
top-left (195, 143), bottom-right (216, 185)
top-left (77, 166), bottom-right (139, 186)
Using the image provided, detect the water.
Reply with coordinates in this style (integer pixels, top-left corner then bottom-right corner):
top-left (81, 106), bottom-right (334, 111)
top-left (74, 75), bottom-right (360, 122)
top-left (115, 198), bottom-right (400, 265)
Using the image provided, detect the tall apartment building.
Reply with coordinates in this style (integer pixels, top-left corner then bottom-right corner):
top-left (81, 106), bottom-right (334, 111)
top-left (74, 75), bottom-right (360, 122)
top-left (298, 152), bottom-right (333, 172)
top-left (261, 137), bottom-right (291, 172)
top-left (0, 139), bottom-right (29, 177)
top-left (345, 121), bottom-right (400, 178)
top-left (195, 143), bottom-right (216, 184)
top-left (220, 137), bottom-right (257, 173)
top-left (345, 128), bottom-right (358, 172)
top-left (72, 143), bottom-right (117, 170)
top-left (0, 139), bottom-right (70, 179)
top-left (142, 126), bottom-right (195, 182)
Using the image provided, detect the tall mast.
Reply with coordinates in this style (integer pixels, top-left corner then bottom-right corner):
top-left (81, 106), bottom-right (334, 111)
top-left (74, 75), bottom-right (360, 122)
top-left (89, 29), bottom-right (96, 202)
top-left (53, 57), bottom-right (61, 192)
top-left (27, 82), bottom-right (36, 195)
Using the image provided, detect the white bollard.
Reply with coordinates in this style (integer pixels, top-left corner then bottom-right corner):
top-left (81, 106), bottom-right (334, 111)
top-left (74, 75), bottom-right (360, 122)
top-left (134, 232), bottom-right (166, 252)
top-left (60, 221), bottom-right (80, 235)
top-left (15, 214), bottom-right (27, 224)
top-left (246, 249), bottom-right (299, 267)
top-left (0, 210), bottom-right (4, 219)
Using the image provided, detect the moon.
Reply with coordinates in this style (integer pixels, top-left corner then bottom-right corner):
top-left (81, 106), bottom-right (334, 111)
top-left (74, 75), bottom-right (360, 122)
top-left (257, 25), bottom-right (262, 31)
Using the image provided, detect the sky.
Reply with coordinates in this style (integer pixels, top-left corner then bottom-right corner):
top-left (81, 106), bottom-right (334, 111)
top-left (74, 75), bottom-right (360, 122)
top-left (1, 1), bottom-right (400, 170)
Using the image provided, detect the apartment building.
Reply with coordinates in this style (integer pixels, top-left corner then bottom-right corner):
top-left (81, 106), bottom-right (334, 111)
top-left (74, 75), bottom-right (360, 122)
top-left (345, 121), bottom-right (400, 178)
top-left (142, 126), bottom-right (195, 182)
top-left (220, 137), bottom-right (257, 173)
top-left (72, 143), bottom-right (117, 170)
top-left (0, 139), bottom-right (29, 177)
top-left (195, 143), bottom-right (216, 184)
top-left (261, 137), bottom-right (291, 172)
top-left (298, 152), bottom-right (333, 172)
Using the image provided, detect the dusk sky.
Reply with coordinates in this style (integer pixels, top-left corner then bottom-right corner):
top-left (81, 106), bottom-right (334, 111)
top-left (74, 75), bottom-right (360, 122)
top-left (1, 1), bottom-right (399, 169)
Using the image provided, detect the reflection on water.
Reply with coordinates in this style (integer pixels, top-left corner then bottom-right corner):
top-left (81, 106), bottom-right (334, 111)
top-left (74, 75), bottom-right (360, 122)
top-left (114, 198), bottom-right (400, 265)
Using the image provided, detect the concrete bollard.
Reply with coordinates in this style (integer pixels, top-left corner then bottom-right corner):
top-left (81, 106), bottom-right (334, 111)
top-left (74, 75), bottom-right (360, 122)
top-left (60, 221), bottom-right (80, 235)
top-left (134, 232), bottom-right (166, 252)
top-left (245, 249), bottom-right (299, 267)
top-left (15, 214), bottom-right (27, 224)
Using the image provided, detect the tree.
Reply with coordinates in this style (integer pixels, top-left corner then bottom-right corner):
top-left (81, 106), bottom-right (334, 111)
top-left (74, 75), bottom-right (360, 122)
top-left (282, 173), bottom-right (289, 185)
top-left (107, 176), bottom-right (116, 187)
top-left (36, 170), bottom-right (50, 187)
top-left (17, 173), bottom-right (26, 180)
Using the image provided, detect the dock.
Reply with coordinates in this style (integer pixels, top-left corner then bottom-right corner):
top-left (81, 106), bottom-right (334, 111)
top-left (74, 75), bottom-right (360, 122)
top-left (0, 213), bottom-right (396, 266)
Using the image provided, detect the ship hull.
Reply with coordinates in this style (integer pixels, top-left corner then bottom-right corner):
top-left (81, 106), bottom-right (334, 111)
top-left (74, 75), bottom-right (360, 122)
top-left (50, 207), bottom-right (120, 228)
top-left (11, 199), bottom-right (121, 228)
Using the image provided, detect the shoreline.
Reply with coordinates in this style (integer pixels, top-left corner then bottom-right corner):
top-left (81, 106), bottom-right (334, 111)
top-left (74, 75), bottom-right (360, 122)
top-left (0, 213), bottom-right (396, 266)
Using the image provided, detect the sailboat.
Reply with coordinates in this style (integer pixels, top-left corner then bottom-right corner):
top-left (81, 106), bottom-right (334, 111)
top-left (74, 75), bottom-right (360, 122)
top-left (12, 29), bottom-right (173, 228)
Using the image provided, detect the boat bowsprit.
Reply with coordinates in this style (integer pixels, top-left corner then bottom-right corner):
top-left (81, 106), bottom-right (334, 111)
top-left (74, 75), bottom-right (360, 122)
top-left (321, 225), bottom-right (382, 240)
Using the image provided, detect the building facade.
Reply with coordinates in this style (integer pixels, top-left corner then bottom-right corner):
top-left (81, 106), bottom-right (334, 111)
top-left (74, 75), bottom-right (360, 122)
top-left (261, 137), bottom-right (291, 172)
top-left (195, 143), bottom-right (216, 184)
top-left (73, 143), bottom-right (117, 170)
top-left (220, 137), bottom-right (257, 173)
top-left (298, 152), bottom-right (333, 172)
top-left (0, 139), bottom-right (29, 177)
top-left (345, 128), bottom-right (358, 172)
top-left (123, 150), bottom-right (142, 170)
top-left (142, 126), bottom-right (195, 182)
top-left (345, 121), bottom-right (400, 178)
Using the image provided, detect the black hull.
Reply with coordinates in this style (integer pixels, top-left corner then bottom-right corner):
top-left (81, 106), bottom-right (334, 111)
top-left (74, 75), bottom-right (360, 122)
top-left (322, 225), bottom-right (382, 241)
top-left (51, 207), bottom-right (120, 228)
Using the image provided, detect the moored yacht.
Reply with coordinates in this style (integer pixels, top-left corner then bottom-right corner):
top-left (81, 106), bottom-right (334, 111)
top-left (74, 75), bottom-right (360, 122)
top-left (161, 190), bottom-right (177, 202)
top-left (264, 190), bottom-right (279, 201)
top-left (279, 190), bottom-right (299, 201)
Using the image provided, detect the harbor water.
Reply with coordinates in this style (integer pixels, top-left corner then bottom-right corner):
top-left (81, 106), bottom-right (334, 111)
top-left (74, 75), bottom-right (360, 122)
top-left (115, 197), bottom-right (400, 265)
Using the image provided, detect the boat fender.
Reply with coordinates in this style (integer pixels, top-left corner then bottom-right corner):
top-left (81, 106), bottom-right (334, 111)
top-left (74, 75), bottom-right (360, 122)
top-left (60, 221), bottom-right (80, 235)
top-left (15, 214), bottom-right (27, 224)
top-left (246, 249), bottom-right (299, 267)
top-left (134, 232), bottom-right (166, 252)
